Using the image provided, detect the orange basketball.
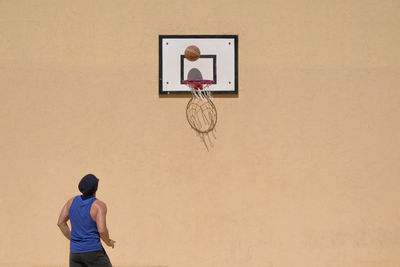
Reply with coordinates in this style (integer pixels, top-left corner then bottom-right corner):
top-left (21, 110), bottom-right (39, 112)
top-left (185, 45), bottom-right (200, 61)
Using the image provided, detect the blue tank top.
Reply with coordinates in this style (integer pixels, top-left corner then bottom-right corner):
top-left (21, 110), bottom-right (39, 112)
top-left (69, 196), bottom-right (103, 253)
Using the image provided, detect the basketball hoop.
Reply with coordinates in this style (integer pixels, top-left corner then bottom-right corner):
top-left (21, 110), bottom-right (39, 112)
top-left (184, 79), bottom-right (217, 151)
top-left (183, 79), bottom-right (214, 99)
top-left (159, 36), bottom-right (239, 151)
top-left (183, 79), bottom-right (214, 89)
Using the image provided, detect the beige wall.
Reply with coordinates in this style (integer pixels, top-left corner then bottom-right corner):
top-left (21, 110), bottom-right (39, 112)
top-left (1, 0), bottom-right (400, 266)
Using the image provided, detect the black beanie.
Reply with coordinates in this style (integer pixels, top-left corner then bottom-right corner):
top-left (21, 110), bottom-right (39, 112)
top-left (78, 174), bottom-right (99, 196)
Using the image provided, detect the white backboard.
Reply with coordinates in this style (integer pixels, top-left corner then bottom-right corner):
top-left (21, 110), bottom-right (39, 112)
top-left (159, 35), bottom-right (238, 95)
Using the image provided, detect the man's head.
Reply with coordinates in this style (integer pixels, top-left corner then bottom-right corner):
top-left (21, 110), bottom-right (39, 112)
top-left (78, 174), bottom-right (99, 197)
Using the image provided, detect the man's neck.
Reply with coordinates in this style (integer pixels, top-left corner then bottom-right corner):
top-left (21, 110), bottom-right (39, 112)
top-left (81, 194), bottom-right (95, 200)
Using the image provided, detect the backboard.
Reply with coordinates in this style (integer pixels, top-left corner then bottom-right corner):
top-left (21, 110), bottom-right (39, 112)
top-left (159, 35), bottom-right (238, 95)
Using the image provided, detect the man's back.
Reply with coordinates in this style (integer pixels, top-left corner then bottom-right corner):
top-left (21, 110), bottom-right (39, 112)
top-left (69, 196), bottom-right (103, 253)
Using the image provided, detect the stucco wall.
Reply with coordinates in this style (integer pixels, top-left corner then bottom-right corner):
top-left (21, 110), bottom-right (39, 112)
top-left (0, 0), bottom-right (399, 266)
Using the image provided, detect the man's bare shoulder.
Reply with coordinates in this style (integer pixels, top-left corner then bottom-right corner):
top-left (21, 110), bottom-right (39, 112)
top-left (93, 199), bottom-right (107, 212)
top-left (66, 196), bottom-right (75, 207)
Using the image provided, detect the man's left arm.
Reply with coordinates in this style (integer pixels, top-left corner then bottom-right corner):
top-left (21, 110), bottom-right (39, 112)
top-left (57, 198), bottom-right (73, 240)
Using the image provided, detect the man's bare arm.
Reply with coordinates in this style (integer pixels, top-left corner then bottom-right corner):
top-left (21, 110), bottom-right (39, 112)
top-left (57, 198), bottom-right (73, 240)
top-left (94, 200), bottom-right (115, 248)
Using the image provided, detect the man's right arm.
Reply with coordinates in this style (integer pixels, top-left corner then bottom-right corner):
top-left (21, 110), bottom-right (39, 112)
top-left (94, 200), bottom-right (115, 248)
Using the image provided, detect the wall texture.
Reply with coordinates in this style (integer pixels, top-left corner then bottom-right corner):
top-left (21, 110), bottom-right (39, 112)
top-left (1, 0), bottom-right (399, 266)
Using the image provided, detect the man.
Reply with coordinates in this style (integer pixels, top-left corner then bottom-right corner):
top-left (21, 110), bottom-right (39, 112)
top-left (57, 174), bottom-right (116, 267)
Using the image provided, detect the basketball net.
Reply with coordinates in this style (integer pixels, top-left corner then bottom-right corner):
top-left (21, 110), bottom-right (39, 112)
top-left (184, 80), bottom-right (217, 151)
